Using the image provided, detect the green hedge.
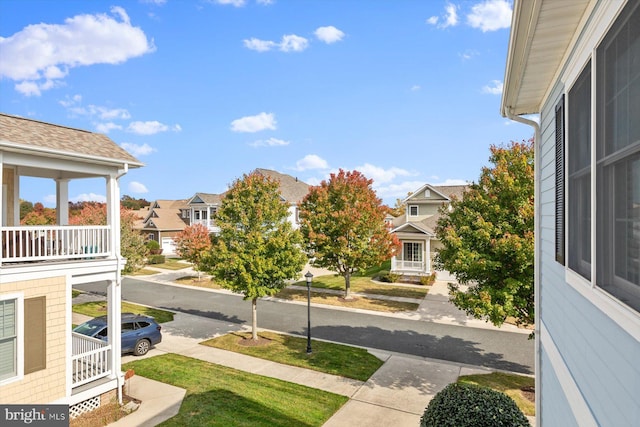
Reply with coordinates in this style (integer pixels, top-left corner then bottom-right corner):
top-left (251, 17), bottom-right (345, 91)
top-left (149, 254), bottom-right (165, 264)
top-left (420, 383), bottom-right (529, 427)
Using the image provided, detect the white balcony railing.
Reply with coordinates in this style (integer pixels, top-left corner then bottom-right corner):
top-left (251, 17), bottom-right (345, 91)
top-left (71, 332), bottom-right (112, 388)
top-left (1, 226), bottom-right (110, 263)
top-left (191, 219), bottom-right (220, 233)
top-left (391, 258), bottom-right (427, 272)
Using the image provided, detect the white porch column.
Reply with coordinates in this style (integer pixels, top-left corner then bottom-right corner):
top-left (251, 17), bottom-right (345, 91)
top-left (425, 239), bottom-right (431, 273)
top-left (56, 178), bottom-right (70, 225)
top-left (106, 174), bottom-right (121, 258)
top-left (106, 279), bottom-right (122, 400)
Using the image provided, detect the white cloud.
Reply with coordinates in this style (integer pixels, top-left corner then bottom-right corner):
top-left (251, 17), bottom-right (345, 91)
top-left (212, 0), bottom-right (246, 6)
top-left (467, 0), bottom-right (512, 32)
top-left (375, 181), bottom-right (427, 201)
top-left (427, 3), bottom-right (458, 29)
top-left (128, 181), bottom-right (149, 193)
top-left (245, 34), bottom-right (308, 52)
top-left (230, 112), bottom-right (276, 133)
top-left (71, 193), bottom-right (107, 203)
top-left (279, 34), bottom-right (308, 52)
top-left (95, 122), bottom-right (123, 133)
top-left (0, 7), bottom-right (155, 96)
top-left (459, 50), bottom-right (479, 61)
top-left (256, 0), bottom-right (274, 4)
top-left (141, 0), bottom-right (167, 4)
top-left (127, 120), bottom-right (181, 135)
top-left (482, 79), bottom-right (503, 95)
top-left (243, 38), bottom-right (277, 52)
top-left (43, 194), bottom-right (57, 204)
top-left (121, 142), bottom-right (156, 156)
top-left (354, 164), bottom-right (415, 184)
top-left (249, 137), bottom-right (289, 147)
top-left (411, 85), bottom-right (421, 91)
top-left (60, 95), bottom-right (131, 121)
top-left (59, 94), bottom-right (82, 107)
top-left (314, 26), bottom-right (345, 44)
top-left (295, 154), bottom-right (329, 171)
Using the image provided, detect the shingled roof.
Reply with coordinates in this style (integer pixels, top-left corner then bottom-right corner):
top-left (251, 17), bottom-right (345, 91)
top-left (254, 168), bottom-right (310, 204)
top-left (0, 113), bottom-right (142, 167)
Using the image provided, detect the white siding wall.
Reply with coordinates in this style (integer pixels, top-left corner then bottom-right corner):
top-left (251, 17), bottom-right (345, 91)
top-left (539, 70), bottom-right (640, 426)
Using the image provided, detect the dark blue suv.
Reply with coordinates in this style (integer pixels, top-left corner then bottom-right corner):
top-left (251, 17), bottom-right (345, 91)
top-left (74, 313), bottom-right (162, 356)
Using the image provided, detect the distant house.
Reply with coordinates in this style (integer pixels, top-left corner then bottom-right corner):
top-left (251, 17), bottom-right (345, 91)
top-left (502, 1), bottom-right (639, 425)
top-left (0, 113), bottom-right (142, 417)
top-left (389, 184), bottom-right (466, 279)
top-left (138, 199), bottom-right (189, 254)
top-left (185, 192), bottom-right (223, 234)
top-left (253, 168), bottom-right (310, 229)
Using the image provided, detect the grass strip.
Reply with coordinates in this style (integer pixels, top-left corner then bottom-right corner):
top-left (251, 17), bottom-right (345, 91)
top-left (202, 331), bottom-right (383, 381)
top-left (72, 301), bottom-right (175, 323)
top-left (124, 354), bottom-right (348, 427)
top-left (295, 275), bottom-right (428, 299)
top-left (275, 288), bottom-right (419, 312)
top-left (457, 372), bottom-right (535, 416)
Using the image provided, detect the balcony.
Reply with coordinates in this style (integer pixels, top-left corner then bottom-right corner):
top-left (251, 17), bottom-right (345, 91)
top-left (1, 226), bottom-right (110, 264)
top-left (191, 219), bottom-right (221, 233)
top-left (71, 332), bottom-right (112, 388)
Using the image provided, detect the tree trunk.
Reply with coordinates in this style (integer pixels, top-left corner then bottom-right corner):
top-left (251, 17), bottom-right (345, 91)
top-left (344, 272), bottom-right (351, 299)
top-left (251, 297), bottom-right (258, 341)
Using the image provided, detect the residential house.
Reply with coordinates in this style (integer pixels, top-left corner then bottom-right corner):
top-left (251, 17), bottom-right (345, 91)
top-left (253, 168), bottom-right (310, 229)
top-left (501, 1), bottom-right (639, 425)
top-left (138, 199), bottom-right (189, 254)
top-left (0, 113), bottom-right (142, 417)
top-left (185, 192), bottom-right (223, 234)
top-left (390, 184), bottom-right (466, 279)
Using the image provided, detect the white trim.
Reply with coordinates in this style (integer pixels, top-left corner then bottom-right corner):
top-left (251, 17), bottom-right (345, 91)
top-left (0, 292), bottom-right (24, 386)
top-left (408, 205), bottom-right (418, 217)
top-left (540, 321), bottom-right (598, 427)
top-left (565, 269), bottom-right (640, 341)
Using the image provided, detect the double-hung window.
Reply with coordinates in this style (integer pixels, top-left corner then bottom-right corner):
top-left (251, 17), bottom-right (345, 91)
top-left (0, 294), bottom-right (22, 384)
top-left (595, 0), bottom-right (640, 310)
top-left (560, 0), bottom-right (640, 312)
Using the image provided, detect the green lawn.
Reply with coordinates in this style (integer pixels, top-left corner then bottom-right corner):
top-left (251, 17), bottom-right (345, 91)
top-left (295, 275), bottom-right (428, 299)
top-left (72, 301), bottom-right (175, 323)
top-left (148, 258), bottom-right (191, 270)
top-left (275, 288), bottom-right (419, 312)
top-left (457, 372), bottom-right (535, 416)
top-left (202, 331), bottom-right (383, 381)
top-left (129, 268), bottom-right (161, 276)
top-left (124, 354), bottom-right (348, 427)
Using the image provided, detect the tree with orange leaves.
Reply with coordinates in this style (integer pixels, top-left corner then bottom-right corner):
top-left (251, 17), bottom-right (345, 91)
top-left (299, 169), bottom-right (399, 299)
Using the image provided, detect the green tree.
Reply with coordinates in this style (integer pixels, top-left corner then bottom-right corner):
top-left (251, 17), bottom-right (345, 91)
top-left (434, 140), bottom-right (534, 328)
top-left (68, 202), bottom-right (148, 274)
top-left (299, 169), bottom-right (398, 299)
top-left (174, 223), bottom-right (211, 280)
top-left (205, 172), bottom-right (307, 341)
top-left (21, 202), bottom-right (56, 225)
top-left (20, 199), bottom-right (34, 220)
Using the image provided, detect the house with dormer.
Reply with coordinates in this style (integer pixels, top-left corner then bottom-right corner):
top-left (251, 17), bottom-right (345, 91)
top-left (0, 113), bottom-right (142, 418)
top-left (138, 199), bottom-right (189, 254)
top-left (390, 184), bottom-right (466, 278)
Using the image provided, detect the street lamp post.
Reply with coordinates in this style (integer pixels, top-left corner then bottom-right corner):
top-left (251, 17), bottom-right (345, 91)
top-left (305, 271), bottom-right (313, 354)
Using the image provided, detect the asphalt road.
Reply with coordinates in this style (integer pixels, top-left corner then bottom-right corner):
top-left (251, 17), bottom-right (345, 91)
top-left (76, 278), bottom-right (535, 374)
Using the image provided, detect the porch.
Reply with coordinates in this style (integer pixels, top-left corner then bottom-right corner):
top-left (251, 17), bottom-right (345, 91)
top-left (391, 259), bottom-right (428, 273)
top-left (72, 332), bottom-right (112, 389)
top-left (1, 225), bottom-right (111, 264)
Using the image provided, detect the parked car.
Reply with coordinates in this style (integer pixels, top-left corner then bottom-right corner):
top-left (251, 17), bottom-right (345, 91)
top-left (74, 313), bottom-right (162, 356)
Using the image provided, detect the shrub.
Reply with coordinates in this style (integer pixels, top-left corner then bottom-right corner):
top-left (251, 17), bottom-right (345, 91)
top-left (146, 239), bottom-right (160, 250)
top-left (420, 272), bottom-right (437, 286)
top-left (377, 271), bottom-right (400, 283)
top-left (420, 383), bottom-right (529, 427)
top-left (149, 255), bottom-right (165, 265)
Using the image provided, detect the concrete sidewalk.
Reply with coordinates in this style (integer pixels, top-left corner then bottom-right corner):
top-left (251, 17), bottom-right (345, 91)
top-left (103, 312), bottom-right (507, 426)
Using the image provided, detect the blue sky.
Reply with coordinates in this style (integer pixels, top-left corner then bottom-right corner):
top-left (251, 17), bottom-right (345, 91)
top-left (0, 0), bottom-right (532, 207)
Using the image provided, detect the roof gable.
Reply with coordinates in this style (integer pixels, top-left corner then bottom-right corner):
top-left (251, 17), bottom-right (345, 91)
top-left (403, 183), bottom-right (451, 203)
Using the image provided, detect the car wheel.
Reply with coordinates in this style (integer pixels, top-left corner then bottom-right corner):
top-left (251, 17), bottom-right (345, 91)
top-left (134, 339), bottom-right (151, 356)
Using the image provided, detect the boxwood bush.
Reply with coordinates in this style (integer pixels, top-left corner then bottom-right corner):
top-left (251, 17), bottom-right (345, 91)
top-left (420, 383), bottom-right (529, 427)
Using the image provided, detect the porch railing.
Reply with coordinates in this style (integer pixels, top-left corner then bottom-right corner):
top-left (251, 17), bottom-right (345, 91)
top-left (391, 258), bottom-right (427, 272)
top-left (71, 332), bottom-right (112, 388)
top-left (1, 226), bottom-right (110, 263)
top-left (191, 219), bottom-right (220, 233)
